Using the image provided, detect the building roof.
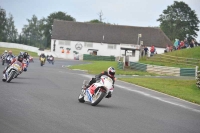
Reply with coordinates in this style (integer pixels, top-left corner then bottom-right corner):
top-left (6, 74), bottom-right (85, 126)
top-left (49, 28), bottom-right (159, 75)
top-left (51, 19), bottom-right (172, 48)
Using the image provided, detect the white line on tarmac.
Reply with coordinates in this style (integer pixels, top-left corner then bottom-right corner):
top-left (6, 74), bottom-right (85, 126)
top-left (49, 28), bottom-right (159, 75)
top-left (115, 84), bottom-right (200, 113)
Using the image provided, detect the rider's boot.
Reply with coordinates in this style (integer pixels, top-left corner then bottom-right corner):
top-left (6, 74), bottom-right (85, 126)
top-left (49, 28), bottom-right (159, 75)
top-left (105, 91), bottom-right (112, 98)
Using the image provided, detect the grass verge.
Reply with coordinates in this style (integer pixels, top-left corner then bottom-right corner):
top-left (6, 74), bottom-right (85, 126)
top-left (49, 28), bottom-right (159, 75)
top-left (0, 47), bottom-right (38, 57)
top-left (119, 77), bottom-right (200, 104)
top-left (68, 61), bottom-right (156, 76)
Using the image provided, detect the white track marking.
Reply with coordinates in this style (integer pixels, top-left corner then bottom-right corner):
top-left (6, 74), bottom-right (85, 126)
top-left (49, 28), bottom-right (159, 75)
top-left (115, 84), bottom-right (200, 113)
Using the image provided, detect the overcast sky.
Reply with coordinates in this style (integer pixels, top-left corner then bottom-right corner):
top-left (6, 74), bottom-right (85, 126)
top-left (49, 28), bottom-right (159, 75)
top-left (1, 0), bottom-right (200, 42)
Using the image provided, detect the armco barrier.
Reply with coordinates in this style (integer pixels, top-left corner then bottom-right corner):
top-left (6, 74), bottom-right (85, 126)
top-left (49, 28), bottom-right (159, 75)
top-left (0, 42), bottom-right (71, 59)
top-left (130, 62), bottom-right (147, 71)
top-left (180, 68), bottom-right (196, 76)
top-left (0, 42), bottom-right (39, 53)
top-left (83, 54), bottom-right (115, 61)
top-left (118, 61), bottom-right (124, 70)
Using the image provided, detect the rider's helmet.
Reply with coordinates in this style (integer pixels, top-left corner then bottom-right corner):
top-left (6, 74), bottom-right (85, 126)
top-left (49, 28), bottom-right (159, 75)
top-left (4, 50), bottom-right (7, 53)
top-left (23, 52), bottom-right (28, 58)
top-left (8, 50), bottom-right (12, 55)
top-left (17, 55), bottom-right (23, 62)
top-left (107, 67), bottom-right (115, 77)
top-left (20, 51), bottom-right (23, 55)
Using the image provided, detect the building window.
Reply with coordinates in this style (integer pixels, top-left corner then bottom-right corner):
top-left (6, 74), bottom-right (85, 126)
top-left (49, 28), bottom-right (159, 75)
top-left (108, 44), bottom-right (116, 49)
top-left (65, 41), bottom-right (70, 46)
top-left (84, 42), bottom-right (93, 47)
top-left (59, 40), bottom-right (65, 45)
top-left (59, 40), bottom-right (70, 46)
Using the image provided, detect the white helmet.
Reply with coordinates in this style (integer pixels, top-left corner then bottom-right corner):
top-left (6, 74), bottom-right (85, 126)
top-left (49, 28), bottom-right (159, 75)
top-left (107, 67), bottom-right (115, 77)
top-left (4, 50), bottom-right (7, 53)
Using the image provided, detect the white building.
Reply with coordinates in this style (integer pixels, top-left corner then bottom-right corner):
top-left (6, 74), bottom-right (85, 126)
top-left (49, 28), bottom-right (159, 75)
top-left (51, 20), bottom-right (172, 64)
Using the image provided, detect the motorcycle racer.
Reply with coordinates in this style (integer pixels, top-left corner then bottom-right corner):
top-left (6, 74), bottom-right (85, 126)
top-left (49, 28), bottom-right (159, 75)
top-left (2, 55), bottom-right (24, 81)
top-left (1, 50), bottom-right (8, 64)
top-left (83, 67), bottom-right (116, 98)
top-left (39, 53), bottom-right (46, 64)
top-left (1, 50), bottom-right (8, 57)
top-left (6, 50), bottom-right (15, 65)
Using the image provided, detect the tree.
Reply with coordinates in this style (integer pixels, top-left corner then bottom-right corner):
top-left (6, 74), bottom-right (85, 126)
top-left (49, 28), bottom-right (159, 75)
top-left (157, 1), bottom-right (200, 41)
top-left (86, 19), bottom-right (103, 23)
top-left (0, 7), bottom-right (7, 41)
top-left (5, 13), bottom-right (18, 42)
top-left (21, 15), bottom-right (46, 47)
top-left (44, 11), bottom-right (76, 48)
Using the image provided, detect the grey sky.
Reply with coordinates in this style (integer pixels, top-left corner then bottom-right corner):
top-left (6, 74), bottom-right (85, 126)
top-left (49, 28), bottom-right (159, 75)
top-left (1, 0), bottom-right (200, 42)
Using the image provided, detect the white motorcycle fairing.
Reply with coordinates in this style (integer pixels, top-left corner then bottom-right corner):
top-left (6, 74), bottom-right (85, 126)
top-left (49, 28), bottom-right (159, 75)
top-left (78, 75), bottom-right (114, 106)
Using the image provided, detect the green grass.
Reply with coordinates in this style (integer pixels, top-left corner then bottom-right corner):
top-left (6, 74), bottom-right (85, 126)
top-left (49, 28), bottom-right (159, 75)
top-left (0, 47), bottom-right (38, 57)
top-left (68, 61), bottom-right (157, 76)
top-left (119, 78), bottom-right (200, 104)
top-left (166, 46), bottom-right (200, 59)
top-left (140, 47), bottom-right (200, 69)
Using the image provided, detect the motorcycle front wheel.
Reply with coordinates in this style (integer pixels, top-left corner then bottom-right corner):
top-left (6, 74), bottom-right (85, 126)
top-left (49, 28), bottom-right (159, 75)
top-left (91, 89), bottom-right (106, 106)
top-left (41, 61), bottom-right (44, 66)
top-left (7, 71), bottom-right (15, 83)
top-left (78, 90), bottom-right (85, 103)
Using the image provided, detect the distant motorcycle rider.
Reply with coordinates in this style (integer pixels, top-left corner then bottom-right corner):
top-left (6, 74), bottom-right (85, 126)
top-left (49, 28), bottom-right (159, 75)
top-left (23, 52), bottom-right (29, 60)
top-left (22, 52), bottom-right (30, 71)
top-left (6, 50), bottom-right (15, 64)
top-left (48, 55), bottom-right (54, 62)
top-left (39, 53), bottom-right (46, 64)
top-left (83, 67), bottom-right (116, 98)
top-left (1, 50), bottom-right (8, 58)
top-left (2, 55), bottom-right (24, 81)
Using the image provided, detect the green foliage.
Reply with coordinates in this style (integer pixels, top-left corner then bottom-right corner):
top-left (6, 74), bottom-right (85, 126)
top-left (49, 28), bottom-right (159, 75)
top-left (44, 11), bottom-right (76, 48)
top-left (5, 13), bottom-right (18, 42)
top-left (87, 19), bottom-right (103, 23)
top-left (21, 15), bottom-right (46, 47)
top-left (0, 7), bottom-right (7, 41)
top-left (157, 1), bottom-right (200, 41)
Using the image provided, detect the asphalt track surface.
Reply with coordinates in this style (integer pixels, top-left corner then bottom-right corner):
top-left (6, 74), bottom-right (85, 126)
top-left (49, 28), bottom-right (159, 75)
top-left (0, 59), bottom-right (200, 133)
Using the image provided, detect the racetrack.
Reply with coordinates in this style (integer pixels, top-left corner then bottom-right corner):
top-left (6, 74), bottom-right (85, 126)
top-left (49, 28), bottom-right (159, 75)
top-left (0, 59), bottom-right (200, 133)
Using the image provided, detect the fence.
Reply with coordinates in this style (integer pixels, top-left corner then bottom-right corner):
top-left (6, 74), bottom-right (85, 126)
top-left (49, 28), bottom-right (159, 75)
top-left (83, 54), bottom-right (115, 61)
top-left (130, 62), bottom-right (197, 77)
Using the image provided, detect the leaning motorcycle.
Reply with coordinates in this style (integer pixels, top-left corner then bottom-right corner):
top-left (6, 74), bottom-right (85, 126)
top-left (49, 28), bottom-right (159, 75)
top-left (6, 56), bottom-right (14, 65)
top-left (40, 57), bottom-right (45, 66)
top-left (78, 75), bottom-right (114, 106)
top-left (3, 61), bottom-right (22, 83)
top-left (48, 57), bottom-right (54, 65)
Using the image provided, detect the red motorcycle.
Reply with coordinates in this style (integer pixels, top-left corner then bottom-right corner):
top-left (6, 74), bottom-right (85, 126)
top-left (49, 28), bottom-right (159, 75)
top-left (29, 56), bottom-right (34, 62)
